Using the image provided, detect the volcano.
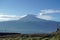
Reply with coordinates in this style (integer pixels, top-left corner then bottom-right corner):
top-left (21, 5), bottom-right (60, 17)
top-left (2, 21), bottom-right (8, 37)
top-left (0, 14), bottom-right (60, 34)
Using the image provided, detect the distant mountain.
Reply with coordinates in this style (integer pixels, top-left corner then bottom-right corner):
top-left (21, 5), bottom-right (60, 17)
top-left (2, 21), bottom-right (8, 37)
top-left (0, 14), bottom-right (60, 34)
top-left (19, 14), bottom-right (46, 22)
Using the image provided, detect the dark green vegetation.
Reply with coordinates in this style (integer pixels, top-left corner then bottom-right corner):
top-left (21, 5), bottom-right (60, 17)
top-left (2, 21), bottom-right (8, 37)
top-left (0, 28), bottom-right (60, 40)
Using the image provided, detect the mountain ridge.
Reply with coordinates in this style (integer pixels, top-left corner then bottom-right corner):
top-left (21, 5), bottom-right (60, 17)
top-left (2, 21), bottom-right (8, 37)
top-left (0, 14), bottom-right (60, 34)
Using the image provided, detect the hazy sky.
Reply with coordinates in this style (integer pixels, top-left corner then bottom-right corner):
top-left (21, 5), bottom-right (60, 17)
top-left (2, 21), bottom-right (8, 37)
top-left (0, 0), bottom-right (60, 22)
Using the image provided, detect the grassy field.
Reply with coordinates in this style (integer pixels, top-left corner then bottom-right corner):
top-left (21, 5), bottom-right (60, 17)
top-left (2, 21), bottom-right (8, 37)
top-left (0, 29), bottom-right (60, 40)
top-left (0, 34), bottom-right (60, 40)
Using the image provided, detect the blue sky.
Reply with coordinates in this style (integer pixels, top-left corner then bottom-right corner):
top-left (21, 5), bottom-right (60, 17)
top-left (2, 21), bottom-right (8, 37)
top-left (0, 0), bottom-right (60, 22)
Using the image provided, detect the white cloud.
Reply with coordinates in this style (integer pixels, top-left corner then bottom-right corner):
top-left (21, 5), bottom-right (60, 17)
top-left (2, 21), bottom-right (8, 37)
top-left (40, 9), bottom-right (60, 16)
top-left (37, 14), bottom-right (52, 20)
top-left (37, 9), bottom-right (60, 20)
top-left (0, 14), bottom-right (26, 21)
